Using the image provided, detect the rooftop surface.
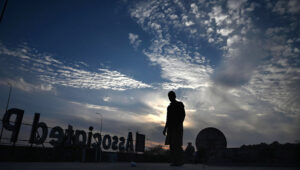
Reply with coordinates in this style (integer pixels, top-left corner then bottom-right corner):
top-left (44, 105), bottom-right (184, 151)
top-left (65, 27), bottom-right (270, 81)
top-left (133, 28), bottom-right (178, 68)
top-left (1, 162), bottom-right (299, 170)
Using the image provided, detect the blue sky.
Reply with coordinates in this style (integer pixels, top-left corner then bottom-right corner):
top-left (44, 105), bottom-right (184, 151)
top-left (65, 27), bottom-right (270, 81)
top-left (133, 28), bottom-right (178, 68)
top-left (0, 0), bottom-right (299, 148)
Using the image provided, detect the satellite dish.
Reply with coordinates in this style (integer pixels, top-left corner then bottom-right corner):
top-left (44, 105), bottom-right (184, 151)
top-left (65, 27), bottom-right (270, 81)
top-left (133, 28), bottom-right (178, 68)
top-left (195, 127), bottom-right (227, 151)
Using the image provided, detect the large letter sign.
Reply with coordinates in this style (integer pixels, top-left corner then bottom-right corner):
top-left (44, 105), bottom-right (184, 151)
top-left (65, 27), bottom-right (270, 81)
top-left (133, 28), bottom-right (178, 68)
top-left (111, 136), bottom-right (118, 150)
top-left (135, 132), bottom-right (145, 152)
top-left (92, 133), bottom-right (101, 148)
top-left (126, 132), bottom-right (134, 152)
top-left (1, 108), bottom-right (145, 152)
top-left (102, 135), bottom-right (111, 150)
top-left (118, 137), bottom-right (125, 151)
top-left (2, 108), bottom-right (24, 143)
top-left (74, 130), bottom-right (87, 146)
top-left (29, 113), bottom-right (48, 145)
top-left (64, 125), bottom-right (74, 146)
top-left (49, 126), bottom-right (64, 147)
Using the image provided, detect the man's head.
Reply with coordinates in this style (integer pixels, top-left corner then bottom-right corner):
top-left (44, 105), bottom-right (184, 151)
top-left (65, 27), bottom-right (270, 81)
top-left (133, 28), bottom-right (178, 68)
top-left (168, 91), bottom-right (176, 102)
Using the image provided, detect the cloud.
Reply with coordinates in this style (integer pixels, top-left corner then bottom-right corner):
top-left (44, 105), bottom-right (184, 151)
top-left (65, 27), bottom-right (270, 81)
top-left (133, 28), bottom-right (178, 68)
top-left (287, 0), bottom-right (300, 13)
top-left (130, 1), bottom-right (213, 90)
top-left (128, 33), bottom-right (142, 50)
top-left (0, 78), bottom-right (54, 93)
top-left (40, 67), bottom-right (151, 91)
top-left (144, 40), bottom-right (213, 89)
top-left (0, 43), bottom-right (152, 91)
top-left (245, 58), bottom-right (300, 117)
top-left (129, 0), bottom-right (300, 147)
top-left (103, 96), bottom-right (111, 102)
top-left (213, 36), bottom-right (267, 87)
top-left (217, 28), bottom-right (234, 36)
top-left (70, 101), bottom-right (118, 112)
top-left (208, 6), bottom-right (228, 26)
top-left (271, 0), bottom-right (300, 15)
top-left (131, 0), bottom-right (269, 89)
top-left (227, 0), bottom-right (247, 10)
top-left (180, 85), bottom-right (300, 146)
top-left (1, 0), bottom-right (299, 148)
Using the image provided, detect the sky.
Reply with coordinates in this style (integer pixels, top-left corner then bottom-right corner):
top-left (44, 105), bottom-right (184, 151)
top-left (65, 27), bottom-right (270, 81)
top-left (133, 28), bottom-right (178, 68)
top-left (0, 0), bottom-right (299, 148)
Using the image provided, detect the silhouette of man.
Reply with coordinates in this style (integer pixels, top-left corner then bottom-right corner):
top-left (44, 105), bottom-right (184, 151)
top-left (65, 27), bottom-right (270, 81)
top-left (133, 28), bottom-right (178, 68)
top-left (163, 91), bottom-right (185, 166)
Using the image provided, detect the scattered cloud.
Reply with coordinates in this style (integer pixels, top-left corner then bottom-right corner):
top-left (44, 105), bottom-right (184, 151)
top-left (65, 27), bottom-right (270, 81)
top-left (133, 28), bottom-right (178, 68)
top-left (130, 1), bottom-right (213, 90)
top-left (129, 0), bottom-right (300, 146)
top-left (217, 28), bottom-right (234, 36)
top-left (144, 41), bottom-right (213, 89)
top-left (103, 96), bottom-right (111, 102)
top-left (227, 0), bottom-right (247, 10)
top-left (0, 78), bottom-right (54, 93)
top-left (40, 67), bottom-right (151, 91)
top-left (70, 101), bottom-right (118, 112)
top-left (0, 43), bottom-right (152, 91)
top-left (271, 0), bottom-right (300, 15)
top-left (0, 0), bottom-right (299, 148)
top-left (128, 33), bottom-right (142, 50)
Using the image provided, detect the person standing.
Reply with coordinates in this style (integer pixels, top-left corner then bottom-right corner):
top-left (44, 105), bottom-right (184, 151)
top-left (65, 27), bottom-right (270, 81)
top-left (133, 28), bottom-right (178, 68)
top-left (163, 91), bottom-right (185, 166)
top-left (185, 142), bottom-right (195, 163)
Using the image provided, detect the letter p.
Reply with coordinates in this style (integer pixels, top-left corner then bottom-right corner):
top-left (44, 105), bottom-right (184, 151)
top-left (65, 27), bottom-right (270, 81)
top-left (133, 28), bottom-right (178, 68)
top-left (2, 108), bottom-right (24, 143)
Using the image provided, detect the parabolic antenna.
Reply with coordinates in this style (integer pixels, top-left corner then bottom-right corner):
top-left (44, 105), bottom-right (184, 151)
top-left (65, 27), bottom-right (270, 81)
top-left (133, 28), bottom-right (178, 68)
top-left (195, 127), bottom-right (227, 151)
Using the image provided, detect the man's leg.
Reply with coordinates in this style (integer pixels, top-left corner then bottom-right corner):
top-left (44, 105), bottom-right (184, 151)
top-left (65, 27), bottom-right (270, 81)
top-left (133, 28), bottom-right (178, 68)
top-left (173, 144), bottom-right (184, 165)
top-left (170, 144), bottom-right (176, 164)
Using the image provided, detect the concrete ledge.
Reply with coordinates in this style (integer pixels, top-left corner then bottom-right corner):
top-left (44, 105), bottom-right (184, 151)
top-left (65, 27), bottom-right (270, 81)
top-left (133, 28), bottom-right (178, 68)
top-left (1, 162), bottom-right (299, 170)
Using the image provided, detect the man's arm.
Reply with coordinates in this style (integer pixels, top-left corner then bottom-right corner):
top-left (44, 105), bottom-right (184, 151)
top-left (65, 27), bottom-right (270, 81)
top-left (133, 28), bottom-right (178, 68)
top-left (181, 102), bottom-right (185, 123)
top-left (163, 107), bottom-right (169, 136)
top-left (163, 126), bottom-right (167, 136)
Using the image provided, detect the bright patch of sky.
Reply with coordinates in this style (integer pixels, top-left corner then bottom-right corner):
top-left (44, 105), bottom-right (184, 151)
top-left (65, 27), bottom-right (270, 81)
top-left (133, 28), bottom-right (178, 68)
top-left (0, 0), bottom-right (299, 148)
